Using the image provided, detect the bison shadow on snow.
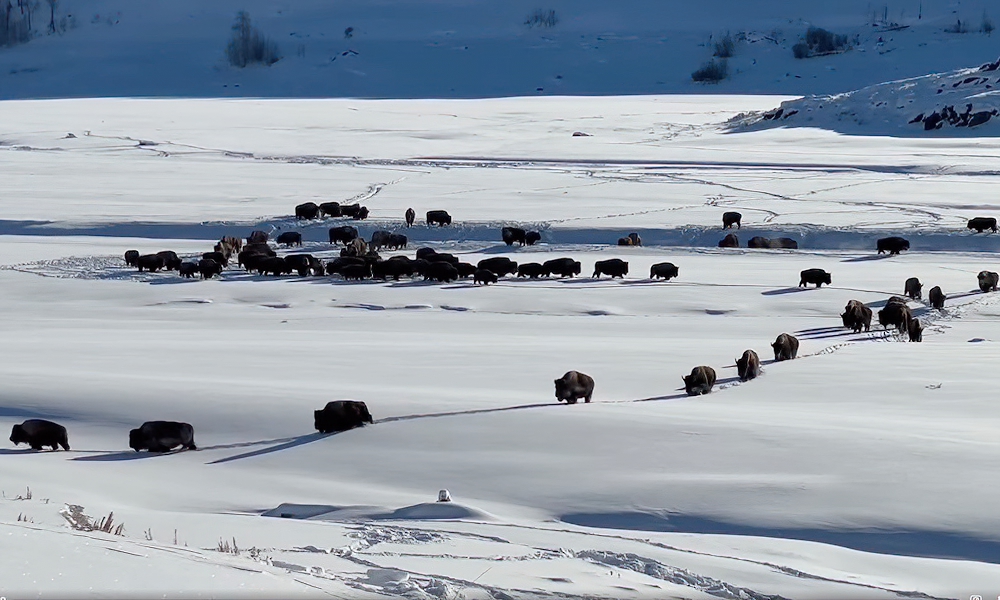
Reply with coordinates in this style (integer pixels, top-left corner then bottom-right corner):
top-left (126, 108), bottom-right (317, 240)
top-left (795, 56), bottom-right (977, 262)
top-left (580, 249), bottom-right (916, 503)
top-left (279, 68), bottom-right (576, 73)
top-left (208, 432), bottom-right (336, 465)
top-left (760, 287), bottom-right (812, 296)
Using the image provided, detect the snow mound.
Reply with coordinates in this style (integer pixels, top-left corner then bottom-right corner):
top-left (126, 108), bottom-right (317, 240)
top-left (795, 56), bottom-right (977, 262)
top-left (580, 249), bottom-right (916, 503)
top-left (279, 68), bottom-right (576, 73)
top-left (732, 57), bottom-right (1000, 136)
top-left (263, 502), bottom-right (494, 522)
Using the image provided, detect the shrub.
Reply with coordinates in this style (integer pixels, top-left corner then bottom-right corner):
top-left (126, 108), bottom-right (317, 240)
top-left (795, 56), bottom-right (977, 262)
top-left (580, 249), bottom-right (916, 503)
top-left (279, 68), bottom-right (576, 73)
top-left (944, 18), bottom-right (969, 33)
top-left (0, 0), bottom-right (33, 47)
top-left (792, 42), bottom-right (810, 59)
top-left (982, 12), bottom-right (995, 35)
top-left (525, 9), bottom-right (557, 28)
top-left (226, 11), bottom-right (280, 68)
top-left (691, 59), bottom-right (728, 83)
top-left (793, 27), bottom-right (849, 58)
top-left (713, 32), bottom-right (735, 58)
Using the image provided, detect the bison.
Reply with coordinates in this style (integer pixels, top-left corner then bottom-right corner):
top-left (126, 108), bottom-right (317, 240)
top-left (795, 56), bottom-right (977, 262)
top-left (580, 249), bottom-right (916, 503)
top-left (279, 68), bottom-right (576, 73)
top-left (718, 233), bottom-right (739, 248)
top-left (137, 254), bottom-right (165, 272)
top-left (426, 252), bottom-right (459, 265)
top-left (722, 211), bottom-right (742, 229)
top-left (386, 233), bottom-right (408, 250)
top-left (841, 300), bottom-right (872, 333)
top-left (525, 231), bottom-right (542, 245)
top-left (329, 225), bottom-right (359, 245)
top-left (426, 210), bottom-right (452, 226)
top-left (276, 232), bottom-right (302, 247)
top-left (424, 261), bottom-right (459, 283)
top-left (372, 258), bottom-right (414, 281)
top-left (202, 251), bottom-right (228, 267)
top-left (501, 227), bottom-right (526, 246)
top-left (967, 217), bottom-right (997, 233)
top-left (129, 421), bottom-right (196, 453)
top-left (979, 270), bottom-right (999, 292)
top-left (554, 371), bottom-right (594, 404)
top-left (478, 257), bottom-right (518, 277)
top-left (544, 258), bottom-right (581, 278)
top-left (878, 301), bottom-right (912, 333)
top-left (198, 258), bottom-right (223, 279)
top-left (178, 261), bottom-right (199, 278)
top-left (908, 317), bottom-right (923, 342)
top-left (474, 269), bottom-right (498, 285)
top-left (649, 262), bottom-right (679, 280)
top-left (340, 204), bottom-right (363, 218)
top-left (929, 285), bottom-right (946, 309)
top-left (10, 419), bottom-right (69, 451)
top-left (259, 257), bottom-right (290, 276)
top-left (156, 251), bottom-right (181, 271)
top-left (877, 236), bottom-right (910, 255)
top-left (799, 268), bottom-right (831, 288)
top-left (405, 207), bottom-right (415, 227)
top-left (593, 258), bottom-right (628, 278)
top-left (285, 254), bottom-right (323, 277)
top-left (904, 277), bottom-right (922, 300)
top-left (455, 262), bottom-right (477, 278)
top-left (295, 202), bottom-right (320, 220)
top-left (771, 237), bottom-right (798, 249)
top-left (683, 365), bottom-right (717, 396)
top-left (735, 350), bottom-right (761, 381)
top-left (771, 333), bottom-right (799, 361)
top-left (319, 202), bottom-right (342, 218)
top-left (369, 230), bottom-right (393, 250)
top-left (315, 400), bottom-right (373, 434)
top-left (747, 236), bottom-right (770, 249)
top-left (517, 263), bottom-right (547, 278)
top-left (326, 257), bottom-right (366, 275)
top-left (415, 247), bottom-right (438, 261)
top-left (247, 230), bottom-right (269, 244)
top-left (341, 263), bottom-right (372, 281)
top-left (124, 250), bottom-right (140, 266)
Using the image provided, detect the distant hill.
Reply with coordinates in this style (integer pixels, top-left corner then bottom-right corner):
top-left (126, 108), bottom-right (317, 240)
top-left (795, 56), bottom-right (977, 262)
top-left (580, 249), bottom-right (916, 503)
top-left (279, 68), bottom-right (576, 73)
top-left (1, 0), bottom-right (999, 99)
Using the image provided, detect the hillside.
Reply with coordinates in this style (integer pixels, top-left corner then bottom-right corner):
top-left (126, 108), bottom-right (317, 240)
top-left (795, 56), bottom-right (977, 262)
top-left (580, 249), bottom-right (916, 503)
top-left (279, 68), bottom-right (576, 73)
top-left (1, 0), bottom-right (1000, 99)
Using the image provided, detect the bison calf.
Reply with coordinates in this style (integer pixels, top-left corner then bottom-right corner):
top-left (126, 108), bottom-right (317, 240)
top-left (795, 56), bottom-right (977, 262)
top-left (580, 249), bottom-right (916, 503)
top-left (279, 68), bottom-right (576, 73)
top-left (904, 277), bottom-right (922, 300)
top-left (683, 366), bottom-right (717, 396)
top-left (474, 269), bottom-right (498, 285)
top-left (554, 371), bottom-right (594, 404)
top-left (10, 419), bottom-right (70, 451)
top-left (928, 285), bottom-right (946, 309)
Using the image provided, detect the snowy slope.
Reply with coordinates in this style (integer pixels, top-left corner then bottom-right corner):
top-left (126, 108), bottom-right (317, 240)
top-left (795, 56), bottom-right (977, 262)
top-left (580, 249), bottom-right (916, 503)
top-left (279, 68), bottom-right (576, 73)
top-left (2, 0), bottom-right (1000, 99)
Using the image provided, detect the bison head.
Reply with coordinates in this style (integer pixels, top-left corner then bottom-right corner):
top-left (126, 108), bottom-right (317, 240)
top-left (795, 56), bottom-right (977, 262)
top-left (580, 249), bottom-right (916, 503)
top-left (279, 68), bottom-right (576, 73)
top-left (554, 379), bottom-right (569, 400)
top-left (10, 424), bottom-right (26, 445)
top-left (128, 428), bottom-right (145, 452)
top-left (314, 410), bottom-right (326, 432)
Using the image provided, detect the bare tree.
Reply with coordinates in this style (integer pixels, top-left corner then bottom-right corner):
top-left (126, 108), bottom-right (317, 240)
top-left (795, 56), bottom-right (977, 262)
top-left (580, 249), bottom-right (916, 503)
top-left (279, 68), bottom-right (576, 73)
top-left (45, 0), bottom-right (54, 33)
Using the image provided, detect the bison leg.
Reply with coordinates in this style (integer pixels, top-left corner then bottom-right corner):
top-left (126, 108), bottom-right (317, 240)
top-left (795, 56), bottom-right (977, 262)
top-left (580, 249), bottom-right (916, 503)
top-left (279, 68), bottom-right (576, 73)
top-left (30, 443), bottom-right (42, 451)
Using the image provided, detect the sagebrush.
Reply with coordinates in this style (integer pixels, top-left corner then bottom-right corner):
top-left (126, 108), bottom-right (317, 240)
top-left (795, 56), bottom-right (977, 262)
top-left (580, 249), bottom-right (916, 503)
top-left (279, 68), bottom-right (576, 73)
top-left (525, 9), bottom-right (557, 28)
top-left (226, 11), bottom-right (280, 67)
top-left (793, 26), bottom-right (850, 58)
top-left (691, 59), bottom-right (728, 83)
top-left (713, 32), bottom-right (735, 58)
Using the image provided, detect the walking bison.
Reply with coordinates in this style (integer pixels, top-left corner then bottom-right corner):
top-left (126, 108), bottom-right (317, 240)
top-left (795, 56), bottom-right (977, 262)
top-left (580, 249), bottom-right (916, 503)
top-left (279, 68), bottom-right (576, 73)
top-left (554, 371), bottom-right (594, 404)
top-left (771, 333), bottom-right (799, 361)
top-left (649, 262), bottom-right (679, 280)
top-left (683, 366), bottom-right (717, 396)
top-left (477, 257), bottom-right (518, 277)
top-left (10, 419), bottom-right (69, 451)
top-left (722, 211), bottom-right (742, 229)
top-left (967, 217), bottom-right (997, 233)
top-left (276, 232), bottom-right (303, 247)
top-left (295, 202), bottom-right (320, 220)
top-left (799, 268), bottom-right (831, 288)
top-left (904, 277), bottom-right (923, 300)
top-left (877, 236), bottom-right (910, 255)
top-left (929, 285), bottom-right (946, 309)
top-left (129, 421), bottom-right (196, 452)
top-left (735, 350), bottom-right (761, 381)
top-left (593, 259), bottom-right (628, 278)
top-left (426, 210), bottom-right (452, 226)
top-left (314, 400), bottom-right (373, 433)
top-left (543, 258), bottom-right (581, 278)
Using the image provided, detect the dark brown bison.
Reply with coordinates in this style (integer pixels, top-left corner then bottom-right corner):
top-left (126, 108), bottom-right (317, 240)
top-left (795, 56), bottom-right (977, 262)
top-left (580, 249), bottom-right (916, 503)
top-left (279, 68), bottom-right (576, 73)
top-left (544, 258), bottom-right (581, 278)
top-left (315, 400), bottom-right (373, 434)
top-left (525, 231), bottom-right (542, 245)
top-left (735, 350), bottom-right (761, 381)
top-left (771, 237), bottom-right (798, 249)
top-left (904, 277), bottom-right (922, 300)
top-left (683, 365), bottom-right (717, 396)
top-left (285, 254), bottom-right (322, 277)
top-left (517, 263), bottom-right (548, 278)
top-left (979, 270), bottom-right (999, 292)
top-left (341, 263), bottom-right (372, 281)
top-left (455, 262), bottom-right (477, 278)
top-left (650, 262), bottom-right (679, 280)
top-left (202, 251), bottom-right (228, 267)
top-left (747, 236), bottom-right (770, 249)
top-left (405, 207), bottom-right (415, 227)
top-left (276, 231), bottom-right (302, 247)
top-left (178, 262), bottom-right (199, 278)
top-left (156, 251), bottom-right (181, 271)
top-left (326, 257), bottom-right (366, 275)
top-left (426, 252), bottom-right (459, 264)
top-left (967, 217), bottom-right (997, 233)
top-left (340, 204), bottom-right (363, 218)
top-left (386, 233), bottom-right (408, 250)
top-left (799, 268), bottom-right (831, 288)
top-left (259, 257), bottom-right (290, 276)
top-left (415, 247), bottom-right (438, 261)
top-left (478, 257), bottom-right (518, 277)
top-left (295, 202), bottom-right (320, 220)
top-left (124, 250), bottom-right (140, 266)
top-left (501, 227), bottom-right (526, 246)
top-left (129, 421), bottom-right (196, 452)
top-left (10, 419), bottom-right (69, 451)
top-left (247, 230), bottom-right (269, 244)
top-left (841, 299), bottom-right (872, 333)
top-left (722, 211), bottom-right (742, 229)
top-left (137, 254), bottom-right (165, 272)
top-left (369, 230), bottom-right (393, 250)
top-left (771, 333), bottom-right (799, 361)
top-left (329, 225), bottom-right (359, 245)
top-left (319, 202), bottom-right (342, 218)
top-left (878, 301), bottom-right (912, 333)
top-left (908, 317), bottom-right (923, 342)
top-left (877, 237), bottom-right (910, 255)
top-left (198, 258), bottom-right (223, 279)
top-left (425, 261), bottom-right (459, 282)
top-left (929, 286), bottom-right (946, 309)
top-left (426, 210), bottom-right (452, 226)
top-left (341, 237), bottom-right (368, 258)
top-left (474, 269), bottom-right (498, 285)
top-left (554, 371), bottom-right (594, 404)
top-left (593, 258), bottom-right (628, 278)
top-left (718, 233), bottom-right (739, 248)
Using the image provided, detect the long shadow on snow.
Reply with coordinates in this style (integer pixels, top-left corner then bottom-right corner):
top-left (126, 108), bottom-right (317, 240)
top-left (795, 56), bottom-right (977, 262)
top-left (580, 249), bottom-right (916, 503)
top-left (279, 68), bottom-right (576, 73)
top-left (379, 403), bottom-right (557, 424)
top-left (73, 449), bottom-right (190, 462)
top-left (560, 512), bottom-right (1000, 564)
top-left (207, 432), bottom-right (334, 464)
top-left (761, 287), bottom-right (811, 296)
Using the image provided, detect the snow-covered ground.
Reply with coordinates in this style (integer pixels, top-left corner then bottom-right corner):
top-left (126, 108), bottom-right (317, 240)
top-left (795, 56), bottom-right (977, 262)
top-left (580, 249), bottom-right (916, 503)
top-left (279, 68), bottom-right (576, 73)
top-left (3, 96), bottom-right (1000, 598)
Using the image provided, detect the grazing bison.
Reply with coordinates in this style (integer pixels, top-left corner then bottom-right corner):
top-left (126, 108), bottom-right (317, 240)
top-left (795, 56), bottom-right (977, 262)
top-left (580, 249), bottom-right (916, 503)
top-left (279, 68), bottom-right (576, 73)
top-left (247, 230), bottom-right (269, 244)
top-left (841, 299), bottom-right (872, 333)
top-left (617, 237), bottom-right (633, 246)
top-left (525, 231), bottom-right (542, 245)
top-left (202, 251), bottom-right (228, 267)
top-left (747, 236), bottom-right (770, 249)
top-left (649, 262), bottom-right (679, 280)
top-left (326, 257), bottom-right (366, 275)
top-left (239, 253), bottom-right (266, 273)
top-left (276, 231), bottom-right (303, 247)
top-left (415, 247), bottom-right (438, 261)
top-left (478, 257), bottom-right (518, 277)
top-left (372, 258), bottom-right (414, 281)
top-left (329, 225), bottom-right (359, 245)
top-left (967, 217), bottom-right (997, 233)
top-left (244, 242), bottom-right (276, 257)
top-left (314, 400), bottom-right (373, 434)
top-left (799, 268), bottom-right (831, 288)
top-left (554, 371), bottom-right (594, 404)
top-left (908, 317), bottom-right (923, 342)
top-left (259, 257), bottom-right (290, 276)
top-left (683, 365), bottom-right (717, 396)
top-left (474, 268), bottom-right (498, 285)
top-left (501, 227), bottom-right (527, 246)
top-left (156, 251), bottom-right (181, 271)
top-left (319, 202), bottom-right (342, 218)
top-left (718, 233), bottom-right (739, 248)
top-left (129, 421), bottom-right (196, 453)
top-left (369, 230), bottom-right (393, 250)
top-left (929, 285), bottom-right (946, 309)
top-left (771, 237), bottom-right (798, 249)
top-left (198, 258), bottom-right (223, 279)
top-left (295, 202), bottom-right (320, 220)
top-left (735, 350), bottom-right (761, 381)
top-left (342, 237), bottom-right (368, 258)
top-left (904, 277), bottom-right (923, 300)
top-left (593, 258), bottom-right (628, 278)
top-left (878, 301), bottom-right (912, 334)
top-left (771, 333), bottom-right (799, 361)
top-left (517, 263), bottom-right (548, 278)
top-left (455, 262), bottom-right (477, 278)
top-left (285, 254), bottom-right (322, 277)
top-left (124, 250), bottom-right (140, 266)
top-left (426, 210), bottom-right (452, 226)
top-left (341, 263), bottom-right (372, 281)
top-left (137, 254), bottom-right (165, 272)
top-left (386, 233), bottom-right (408, 250)
top-left (178, 261), bottom-right (199, 278)
top-left (979, 270), bottom-right (999, 292)
top-left (722, 211), bottom-right (742, 229)
top-left (405, 207), bottom-right (415, 227)
top-left (877, 236), bottom-right (910, 255)
top-left (425, 261), bottom-right (459, 283)
top-left (340, 204), bottom-right (363, 218)
top-left (10, 419), bottom-right (69, 451)
top-left (544, 258), bottom-right (582, 278)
